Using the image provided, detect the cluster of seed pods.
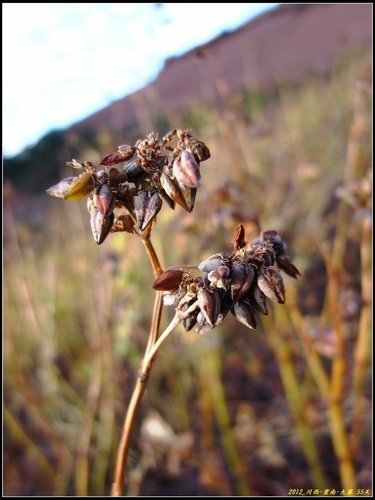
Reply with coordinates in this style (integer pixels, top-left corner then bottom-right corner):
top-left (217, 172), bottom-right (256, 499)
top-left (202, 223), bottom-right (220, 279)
top-left (46, 129), bottom-right (210, 244)
top-left (153, 225), bottom-right (300, 333)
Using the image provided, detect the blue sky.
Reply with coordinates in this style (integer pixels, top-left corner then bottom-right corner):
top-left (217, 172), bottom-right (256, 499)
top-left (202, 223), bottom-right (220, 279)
top-left (3, 3), bottom-right (278, 157)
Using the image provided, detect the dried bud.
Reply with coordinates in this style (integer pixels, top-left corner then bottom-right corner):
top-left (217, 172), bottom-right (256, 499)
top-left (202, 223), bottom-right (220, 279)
top-left (90, 208), bottom-right (114, 244)
top-left (230, 262), bottom-right (255, 301)
top-left (231, 299), bottom-right (257, 329)
top-left (153, 269), bottom-right (184, 291)
top-left (46, 173), bottom-right (94, 200)
top-left (198, 253), bottom-right (229, 273)
top-left (173, 149), bottom-right (201, 188)
top-left (197, 288), bottom-right (221, 326)
top-left (94, 183), bottom-right (115, 215)
top-left (257, 266), bottom-right (285, 304)
top-left (135, 191), bottom-right (162, 231)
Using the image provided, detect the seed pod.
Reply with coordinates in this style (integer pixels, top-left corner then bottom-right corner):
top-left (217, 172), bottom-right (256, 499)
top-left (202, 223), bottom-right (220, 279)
top-left (207, 265), bottom-right (231, 290)
top-left (257, 266), bottom-right (285, 304)
top-left (90, 208), bottom-right (114, 244)
top-left (230, 262), bottom-right (256, 301)
top-left (173, 149), bottom-right (201, 188)
top-left (196, 312), bottom-right (214, 335)
top-left (135, 191), bottom-right (162, 231)
top-left (231, 299), bottom-right (257, 329)
top-left (251, 284), bottom-right (268, 315)
top-left (125, 161), bottom-right (145, 182)
top-left (93, 183), bottom-right (116, 215)
top-left (262, 230), bottom-right (287, 256)
top-left (178, 183), bottom-right (197, 213)
top-left (276, 255), bottom-right (301, 279)
top-left (198, 253), bottom-right (229, 273)
top-left (181, 300), bottom-right (199, 331)
top-left (100, 146), bottom-right (136, 166)
top-left (46, 173), bottom-right (94, 200)
top-left (197, 288), bottom-right (221, 326)
top-left (160, 171), bottom-right (188, 211)
top-left (108, 167), bottom-right (128, 184)
top-left (250, 242), bottom-right (276, 267)
top-left (191, 141), bottom-right (211, 162)
top-left (153, 269), bottom-right (184, 291)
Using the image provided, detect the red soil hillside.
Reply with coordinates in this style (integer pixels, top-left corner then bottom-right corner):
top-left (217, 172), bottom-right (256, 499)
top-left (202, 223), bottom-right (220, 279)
top-left (70, 3), bottom-right (372, 136)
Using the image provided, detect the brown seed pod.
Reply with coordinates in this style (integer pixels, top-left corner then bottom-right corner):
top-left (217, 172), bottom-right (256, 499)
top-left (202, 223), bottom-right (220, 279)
top-left (100, 146), bottom-right (136, 166)
top-left (178, 183), bottom-right (197, 213)
top-left (257, 266), bottom-right (285, 304)
top-left (90, 208), bottom-right (114, 244)
top-left (135, 191), bottom-right (162, 231)
top-left (191, 140), bottom-right (211, 162)
top-left (160, 171), bottom-right (188, 211)
top-left (262, 230), bottom-right (287, 256)
top-left (124, 161), bottom-right (145, 182)
top-left (93, 183), bottom-right (116, 215)
top-left (46, 173), bottom-right (94, 200)
top-left (153, 269), bottom-right (184, 291)
top-left (231, 299), bottom-right (257, 330)
top-left (173, 149), bottom-right (201, 188)
top-left (198, 253), bottom-right (229, 273)
top-left (230, 261), bottom-right (255, 301)
top-left (276, 255), bottom-right (301, 279)
top-left (195, 312), bottom-right (214, 335)
top-left (251, 284), bottom-right (269, 315)
top-left (197, 288), bottom-right (221, 326)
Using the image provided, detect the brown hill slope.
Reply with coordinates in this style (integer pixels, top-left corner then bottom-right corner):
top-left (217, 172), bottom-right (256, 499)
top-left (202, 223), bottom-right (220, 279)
top-left (71, 3), bottom-right (372, 136)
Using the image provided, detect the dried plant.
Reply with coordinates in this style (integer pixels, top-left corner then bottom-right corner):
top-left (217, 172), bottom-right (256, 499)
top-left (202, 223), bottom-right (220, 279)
top-left (46, 128), bottom-right (299, 496)
top-left (47, 129), bottom-right (210, 244)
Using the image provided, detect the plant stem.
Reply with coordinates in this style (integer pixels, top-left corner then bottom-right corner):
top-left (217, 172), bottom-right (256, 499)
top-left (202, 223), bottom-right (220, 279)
top-left (266, 308), bottom-right (327, 489)
top-left (350, 215), bottom-right (372, 456)
top-left (111, 236), bottom-right (168, 496)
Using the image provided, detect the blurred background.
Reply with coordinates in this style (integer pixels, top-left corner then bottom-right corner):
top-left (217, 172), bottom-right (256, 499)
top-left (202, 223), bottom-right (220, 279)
top-left (3, 3), bottom-right (372, 496)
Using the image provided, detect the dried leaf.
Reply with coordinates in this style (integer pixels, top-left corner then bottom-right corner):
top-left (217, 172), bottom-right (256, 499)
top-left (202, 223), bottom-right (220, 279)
top-left (232, 224), bottom-right (247, 250)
